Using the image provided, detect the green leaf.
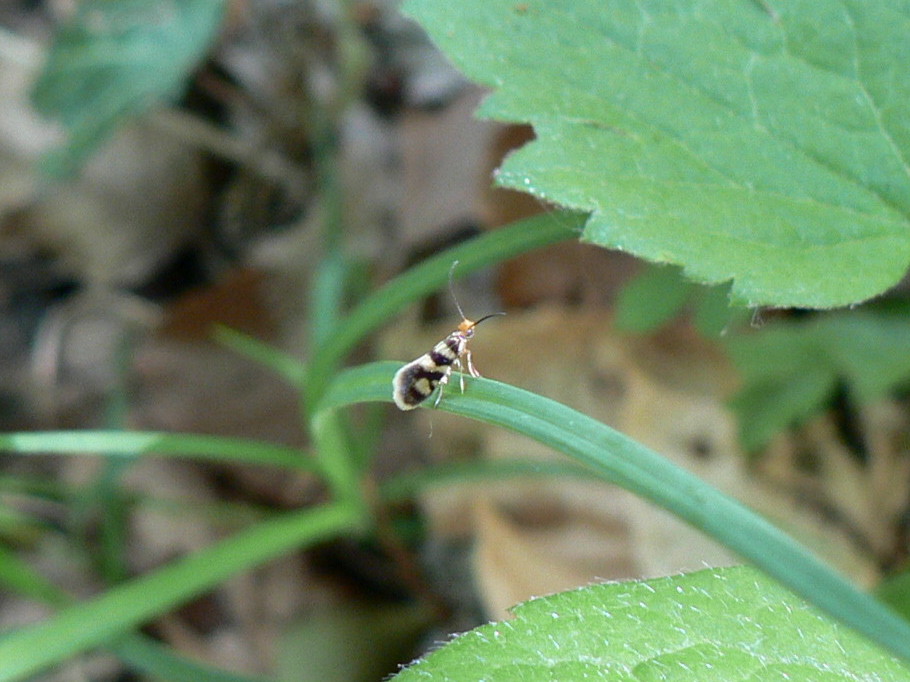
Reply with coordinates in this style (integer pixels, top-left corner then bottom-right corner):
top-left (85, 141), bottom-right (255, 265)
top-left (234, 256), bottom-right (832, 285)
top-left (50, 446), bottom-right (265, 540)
top-left (614, 264), bottom-right (694, 333)
top-left (32, 0), bottom-right (226, 175)
top-left (877, 569), bottom-right (910, 623)
top-left (824, 313), bottom-right (910, 401)
top-left (393, 566), bottom-right (909, 680)
top-left (729, 363), bottom-right (835, 453)
top-left (403, 0), bottom-right (910, 309)
top-left (692, 281), bottom-right (745, 337)
top-left (319, 362), bottom-right (910, 664)
top-left (727, 311), bottom-right (910, 450)
top-left (615, 264), bottom-right (744, 335)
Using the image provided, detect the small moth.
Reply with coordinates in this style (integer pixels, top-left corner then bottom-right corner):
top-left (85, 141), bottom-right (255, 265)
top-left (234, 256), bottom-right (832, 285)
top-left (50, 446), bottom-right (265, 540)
top-left (393, 263), bottom-right (504, 411)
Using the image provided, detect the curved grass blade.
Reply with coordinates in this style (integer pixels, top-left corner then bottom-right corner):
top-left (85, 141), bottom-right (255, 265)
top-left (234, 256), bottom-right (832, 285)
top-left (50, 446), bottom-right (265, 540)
top-left (380, 458), bottom-right (601, 504)
top-left (0, 546), bottom-right (270, 682)
top-left (0, 544), bottom-right (68, 607)
top-left (306, 211), bottom-right (583, 403)
top-left (111, 635), bottom-right (275, 682)
top-left (0, 431), bottom-right (314, 472)
top-left (214, 325), bottom-right (307, 387)
top-left (319, 361), bottom-right (910, 664)
top-left (0, 502), bottom-right (362, 681)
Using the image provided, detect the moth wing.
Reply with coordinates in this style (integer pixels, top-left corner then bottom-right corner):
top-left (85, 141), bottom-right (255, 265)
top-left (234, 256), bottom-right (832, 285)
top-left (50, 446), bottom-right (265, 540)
top-left (393, 358), bottom-right (445, 410)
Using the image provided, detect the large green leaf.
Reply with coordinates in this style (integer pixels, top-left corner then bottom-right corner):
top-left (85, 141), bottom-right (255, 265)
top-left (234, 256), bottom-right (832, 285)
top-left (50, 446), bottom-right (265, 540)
top-left (393, 566), bottom-right (910, 680)
top-left (404, 0), bottom-right (910, 308)
top-left (32, 0), bottom-right (226, 175)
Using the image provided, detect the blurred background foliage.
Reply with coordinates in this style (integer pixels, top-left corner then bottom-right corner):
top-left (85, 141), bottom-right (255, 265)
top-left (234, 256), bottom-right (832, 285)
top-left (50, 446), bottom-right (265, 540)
top-left (2, 1), bottom-right (910, 679)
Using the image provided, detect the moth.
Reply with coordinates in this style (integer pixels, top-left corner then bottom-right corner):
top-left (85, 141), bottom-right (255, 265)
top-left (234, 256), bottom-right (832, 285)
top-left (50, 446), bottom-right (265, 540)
top-left (392, 263), bottom-right (504, 410)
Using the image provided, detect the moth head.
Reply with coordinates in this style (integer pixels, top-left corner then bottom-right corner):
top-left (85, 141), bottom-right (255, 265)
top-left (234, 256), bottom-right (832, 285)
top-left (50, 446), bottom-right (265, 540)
top-left (458, 312), bottom-right (506, 337)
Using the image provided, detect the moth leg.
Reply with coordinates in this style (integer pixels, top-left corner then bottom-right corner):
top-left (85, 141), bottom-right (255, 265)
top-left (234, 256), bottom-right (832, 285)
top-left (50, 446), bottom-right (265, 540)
top-left (452, 357), bottom-right (466, 393)
top-left (464, 349), bottom-right (481, 378)
top-left (433, 370), bottom-right (452, 408)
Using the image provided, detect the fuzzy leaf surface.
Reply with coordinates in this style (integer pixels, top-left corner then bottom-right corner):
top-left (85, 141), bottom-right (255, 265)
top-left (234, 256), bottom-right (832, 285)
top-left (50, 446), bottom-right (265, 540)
top-left (394, 566), bottom-right (909, 681)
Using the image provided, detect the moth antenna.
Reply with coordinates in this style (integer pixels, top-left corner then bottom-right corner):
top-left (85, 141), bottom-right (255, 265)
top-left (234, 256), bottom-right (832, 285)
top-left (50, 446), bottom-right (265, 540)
top-left (470, 311), bottom-right (507, 328)
top-left (448, 260), bottom-right (469, 321)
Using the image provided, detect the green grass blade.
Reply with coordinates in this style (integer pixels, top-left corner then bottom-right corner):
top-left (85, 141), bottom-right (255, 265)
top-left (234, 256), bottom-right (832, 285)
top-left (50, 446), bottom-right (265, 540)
top-left (0, 544), bottom-right (67, 607)
top-left (308, 249), bottom-right (349, 350)
top-left (310, 411), bottom-right (367, 507)
top-left (306, 211), bottom-right (583, 401)
top-left (111, 635), bottom-right (274, 682)
top-left (0, 475), bottom-right (67, 501)
top-left (0, 431), bottom-right (314, 472)
top-left (380, 459), bottom-right (601, 504)
top-left (319, 361), bottom-right (910, 663)
top-left (214, 326), bottom-right (307, 387)
top-left (0, 541), bottom-right (272, 681)
top-left (0, 474), bottom-right (276, 531)
top-left (0, 505), bottom-right (50, 544)
top-left (0, 502), bottom-right (362, 681)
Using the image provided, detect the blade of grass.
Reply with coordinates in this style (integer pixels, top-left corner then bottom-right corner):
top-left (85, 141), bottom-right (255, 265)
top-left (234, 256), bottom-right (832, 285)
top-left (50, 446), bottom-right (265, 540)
top-left (305, 211), bottom-right (583, 404)
top-left (310, 410), bottom-right (368, 510)
top-left (0, 545), bottom-right (272, 681)
top-left (88, 334), bottom-right (134, 582)
top-left (308, 248), bottom-right (349, 350)
top-left (214, 325), bottom-right (307, 387)
top-left (0, 431), bottom-right (314, 472)
top-left (0, 502), bottom-right (363, 681)
top-left (380, 458), bottom-right (602, 504)
top-left (0, 505), bottom-right (51, 544)
top-left (0, 474), bottom-right (67, 500)
top-left (0, 473), bottom-right (280, 531)
top-left (352, 403), bottom-right (389, 471)
top-left (95, 462), bottom-right (130, 582)
top-left (0, 544), bottom-right (68, 607)
top-left (318, 361), bottom-right (910, 664)
top-left (111, 635), bottom-right (275, 682)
